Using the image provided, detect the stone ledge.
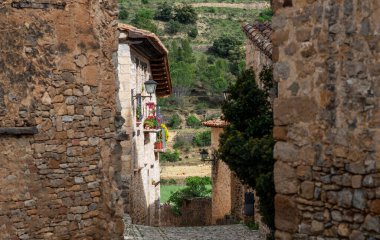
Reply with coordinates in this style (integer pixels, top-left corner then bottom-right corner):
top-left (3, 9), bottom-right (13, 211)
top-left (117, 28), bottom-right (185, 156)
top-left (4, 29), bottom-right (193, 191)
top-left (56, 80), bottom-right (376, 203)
top-left (0, 127), bottom-right (38, 135)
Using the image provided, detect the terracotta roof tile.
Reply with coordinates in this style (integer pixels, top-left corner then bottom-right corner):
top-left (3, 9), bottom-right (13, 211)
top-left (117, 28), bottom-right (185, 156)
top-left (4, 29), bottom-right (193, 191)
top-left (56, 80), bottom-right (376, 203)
top-left (242, 22), bottom-right (272, 59)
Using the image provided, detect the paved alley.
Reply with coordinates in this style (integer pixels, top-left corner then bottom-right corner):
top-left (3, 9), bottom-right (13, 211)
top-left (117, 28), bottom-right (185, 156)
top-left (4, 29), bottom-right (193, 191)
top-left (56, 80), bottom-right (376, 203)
top-left (124, 217), bottom-right (261, 240)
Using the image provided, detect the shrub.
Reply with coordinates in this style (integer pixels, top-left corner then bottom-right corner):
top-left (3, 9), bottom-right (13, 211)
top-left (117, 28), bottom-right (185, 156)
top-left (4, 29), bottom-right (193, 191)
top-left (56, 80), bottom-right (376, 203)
top-left (210, 35), bottom-right (243, 59)
top-left (119, 5), bottom-right (129, 20)
top-left (160, 150), bottom-right (180, 162)
top-left (166, 20), bottom-right (181, 35)
top-left (141, 0), bottom-right (149, 3)
top-left (168, 176), bottom-right (211, 215)
top-left (188, 27), bottom-right (198, 38)
top-left (195, 102), bottom-right (207, 115)
top-left (132, 8), bottom-right (157, 34)
top-left (173, 136), bottom-right (192, 152)
top-left (174, 4), bottom-right (197, 24)
top-left (167, 113), bottom-right (182, 129)
top-left (186, 115), bottom-right (201, 128)
top-left (155, 2), bottom-right (173, 21)
top-left (192, 130), bottom-right (211, 147)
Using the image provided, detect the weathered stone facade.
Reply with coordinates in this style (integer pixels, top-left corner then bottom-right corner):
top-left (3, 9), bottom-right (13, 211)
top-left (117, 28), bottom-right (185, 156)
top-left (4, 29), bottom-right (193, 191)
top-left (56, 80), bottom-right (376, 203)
top-left (273, 1), bottom-right (380, 239)
top-left (202, 119), bottom-right (253, 225)
top-left (118, 24), bottom-right (172, 226)
top-left (0, 1), bottom-right (124, 239)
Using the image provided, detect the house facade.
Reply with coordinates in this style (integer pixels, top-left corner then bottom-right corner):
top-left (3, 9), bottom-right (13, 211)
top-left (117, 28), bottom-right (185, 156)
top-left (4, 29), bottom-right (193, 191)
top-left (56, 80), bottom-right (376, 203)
top-left (117, 24), bottom-right (172, 226)
top-left (202, 119), bottom-right (253, 225)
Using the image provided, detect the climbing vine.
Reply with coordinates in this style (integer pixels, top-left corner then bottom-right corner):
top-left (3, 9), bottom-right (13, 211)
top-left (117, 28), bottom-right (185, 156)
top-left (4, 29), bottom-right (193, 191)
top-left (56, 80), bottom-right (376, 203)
top-left (219, 67), bottom-right (275, 239)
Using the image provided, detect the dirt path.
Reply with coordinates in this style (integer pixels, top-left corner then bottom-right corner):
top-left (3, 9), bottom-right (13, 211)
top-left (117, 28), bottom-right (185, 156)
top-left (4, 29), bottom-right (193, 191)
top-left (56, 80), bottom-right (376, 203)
top-left (191, 2), bottom-right (270, 10)
top-left (161, 164), bottom-right (211, 180)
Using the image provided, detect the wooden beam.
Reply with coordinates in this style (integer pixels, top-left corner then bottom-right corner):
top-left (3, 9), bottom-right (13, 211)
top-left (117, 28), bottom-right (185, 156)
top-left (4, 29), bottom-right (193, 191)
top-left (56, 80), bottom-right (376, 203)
top-left (0, 127), bottom-right (38, 135)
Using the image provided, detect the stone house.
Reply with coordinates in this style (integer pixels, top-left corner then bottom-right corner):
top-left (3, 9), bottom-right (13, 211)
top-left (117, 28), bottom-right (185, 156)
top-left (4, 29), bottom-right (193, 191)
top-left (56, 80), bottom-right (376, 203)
top-left (272, 1), bottom-right (380, 239)
top-left (0, 1), bottom-right (124, 239)
top-left (117, 24), bottom-right (172, 226)
top-left (202, 119), bottom-right (253, 225)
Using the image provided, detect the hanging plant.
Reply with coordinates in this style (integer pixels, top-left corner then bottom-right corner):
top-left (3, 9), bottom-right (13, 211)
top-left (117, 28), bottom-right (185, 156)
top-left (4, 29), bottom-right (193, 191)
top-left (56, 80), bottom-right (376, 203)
top-left (144, 116), bottom-right (159, 129)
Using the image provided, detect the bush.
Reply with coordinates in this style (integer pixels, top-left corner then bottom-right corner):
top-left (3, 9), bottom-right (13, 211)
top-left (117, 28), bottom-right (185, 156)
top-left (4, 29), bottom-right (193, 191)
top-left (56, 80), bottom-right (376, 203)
top-left (186, 115), bottom-right (201, 128)
top-left (161, 150), bottom-right (180, 162)
top-left (155, 2), bottom-right (173, 21)
top-left (167, 113), bottom-right (182, 129)
top-left (168, 176), bottom-right (211, 215)
top-left (195, 102), bottom-right (207, 115)
top-left (192, 130), bottom-right (211, 147)
top-left (166, 20), bottom-right (181, 35)
top-left (132, 8), bottom-right (158, 34)
top-left (173, 136), bottom-right (192, 152)
top-left (210, 35), bottom-right (243, 59)
top-left (174, 4), bottom-right (197, 24)
top-left (141, 0), bottom-right (149, 4)
top-left (188, 27), bottom-right (198, 38)
top-left (119, 5), bottom-right (129, 20)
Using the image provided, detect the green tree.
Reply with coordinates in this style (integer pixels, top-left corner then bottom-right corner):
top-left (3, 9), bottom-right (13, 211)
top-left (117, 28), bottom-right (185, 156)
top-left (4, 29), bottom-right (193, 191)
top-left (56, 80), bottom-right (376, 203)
top-left (186, 115), bottom-right (201, 128)
top-left (155, 2), bottom-right (173, 21)
top-left (210, 35), bottom-right (243, 59)
top-left (174, 4), bottom-right (198, 24)
top-left (219, 68), bottom-right (275, 238)
top-left (165, 20), bottom-right (181, 35)
top-left (132, 8), bottom-right (157, 33)
top-left (168, 176), bottom-right (211, 215)
top-left (119, 5), bottom-right (129, 20)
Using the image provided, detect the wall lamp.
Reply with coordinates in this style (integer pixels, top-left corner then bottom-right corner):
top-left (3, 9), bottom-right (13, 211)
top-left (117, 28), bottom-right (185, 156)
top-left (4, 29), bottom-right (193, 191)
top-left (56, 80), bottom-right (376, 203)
top-left (131, 79), bottom-right (158, 100)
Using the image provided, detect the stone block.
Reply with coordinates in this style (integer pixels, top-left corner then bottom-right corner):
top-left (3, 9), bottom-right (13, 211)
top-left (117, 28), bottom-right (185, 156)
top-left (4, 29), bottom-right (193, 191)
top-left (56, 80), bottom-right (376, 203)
top-left (275, 195), bottom-right (299, 233)
top-left (273, 97), bottom-right (318, 126)
top-left (300, 181), bottom-right (314, 200)
top-left (370, 200), bottom-right (380, 214)
top-left (274, 161), bottom-right (299, 194)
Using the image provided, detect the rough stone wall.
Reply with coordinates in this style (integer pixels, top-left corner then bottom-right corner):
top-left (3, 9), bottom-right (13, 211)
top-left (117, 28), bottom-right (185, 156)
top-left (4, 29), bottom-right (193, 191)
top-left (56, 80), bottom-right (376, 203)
top-left (246, 39), bottom-right (272, 79)
top-left (160, 198), bottom-right (212, 227)
top-left (211, 127), bottom-right (232, 224)
top-left (0, 1), bottom-right (123, 239)
top-left (117, 43), bottom-right (160, 226)
top-left (272, 1), bottom-right (380, 239)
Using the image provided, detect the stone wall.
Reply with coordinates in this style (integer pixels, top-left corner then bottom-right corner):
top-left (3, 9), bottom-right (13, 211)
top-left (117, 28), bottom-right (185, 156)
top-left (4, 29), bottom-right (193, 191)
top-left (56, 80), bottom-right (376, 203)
top-left (272, 1), bottom-right (380, 239)
top-left (0, 1), bottom-right (123, 239)
top-left (160, 198), bottom-right (212, 227)
top-left (118, 43), bottom-right (160, 226)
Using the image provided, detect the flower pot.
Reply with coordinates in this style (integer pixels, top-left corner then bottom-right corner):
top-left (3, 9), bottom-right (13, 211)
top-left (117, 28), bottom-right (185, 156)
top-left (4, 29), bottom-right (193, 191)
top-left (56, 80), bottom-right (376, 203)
top-left (154, 142), bottom-right (163, 150)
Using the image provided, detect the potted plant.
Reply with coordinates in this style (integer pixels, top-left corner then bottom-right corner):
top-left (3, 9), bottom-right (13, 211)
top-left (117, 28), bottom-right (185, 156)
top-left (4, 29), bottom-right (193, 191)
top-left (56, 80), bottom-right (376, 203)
top-left (136, 106), bottom-right (142, 122)
top-left (154, 124), bottom-right (169, 150)
top-left (143, 116), bottom-right (159, 129)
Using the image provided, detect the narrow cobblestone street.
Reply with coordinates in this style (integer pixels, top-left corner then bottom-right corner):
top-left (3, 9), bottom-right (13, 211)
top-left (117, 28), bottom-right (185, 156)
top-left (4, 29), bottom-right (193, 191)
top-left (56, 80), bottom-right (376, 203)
top-left (124, 217), bottom-right (261, 240)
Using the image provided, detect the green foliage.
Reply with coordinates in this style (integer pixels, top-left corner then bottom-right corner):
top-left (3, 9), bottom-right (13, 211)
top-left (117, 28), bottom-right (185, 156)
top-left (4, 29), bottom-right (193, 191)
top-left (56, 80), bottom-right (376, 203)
top-left (186, 115), bottom-right (201, 128)
top-left (168, 40), bottom-right (196, 96)
top-left (143, 116), bottom-right (159, 129)
top-left (155, 2), bottom-right (173, 21)
top-left (167, 113), bottom-right (182, 129)
top-left (168, 176), bottom-right (212, 215)
top-left (219, 68), bottom-right (275, 236)
top-left (119, 5), bottom-right (129, 20)
top-left (174, 4), bottom-right (198, 24)
top-left (192, 130), bottom-right (211, 147)
top-left (161, 149), bottom-right (180, 162)
top-left (210, 35), bottom-right (243, 59)
top-left (166, 20), bottom-right (181, 35)
top-left (188, 27), bottom-right (198, 38)
top-left (132, 8), bottom-right (158, 33)
top-left (141, 0), bottom-right (149, 4)
top-left (246, 220), bottom-right (259, 230)
top-left (257, 8), bottom-right (273, 22)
